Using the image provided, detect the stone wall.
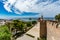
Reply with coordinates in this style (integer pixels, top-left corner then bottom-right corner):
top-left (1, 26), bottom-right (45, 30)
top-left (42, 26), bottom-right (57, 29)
top-left (46, 20), bottom-right (60, 40)
top-left (39, 20), bottom-right (59, 40)
top-left (40, 20), bottom-right (47, 38)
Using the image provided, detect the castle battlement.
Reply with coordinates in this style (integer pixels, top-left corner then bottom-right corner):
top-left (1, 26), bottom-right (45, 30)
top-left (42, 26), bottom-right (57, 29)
top-left (39, 19), bottom-right (60, 40)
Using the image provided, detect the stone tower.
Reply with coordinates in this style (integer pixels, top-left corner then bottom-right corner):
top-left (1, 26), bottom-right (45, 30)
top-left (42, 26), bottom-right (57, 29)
top-left (39, 15), bottom-right (47, 39)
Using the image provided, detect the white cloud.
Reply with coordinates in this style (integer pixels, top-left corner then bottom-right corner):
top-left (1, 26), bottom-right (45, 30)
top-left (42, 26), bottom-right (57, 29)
top-left (2, 0), bottom-right (60, 17)
top-left (4, 3), bottom-right (12, 12)
top-left (3, 0), bottom-right (17, 12)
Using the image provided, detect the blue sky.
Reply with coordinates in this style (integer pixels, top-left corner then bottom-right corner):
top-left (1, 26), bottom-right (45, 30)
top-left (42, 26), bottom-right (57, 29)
top-left (0, 0), bottom-right (60, 19)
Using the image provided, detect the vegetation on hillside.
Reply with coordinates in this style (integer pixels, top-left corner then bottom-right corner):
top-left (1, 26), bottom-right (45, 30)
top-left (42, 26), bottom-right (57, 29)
top-left (0, 19), bottom-right (37, 40)
top-left (5, 20), bottom-right (37, 39)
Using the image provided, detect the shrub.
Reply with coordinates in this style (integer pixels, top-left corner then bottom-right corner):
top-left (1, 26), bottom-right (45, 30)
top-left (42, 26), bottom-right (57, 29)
top-left (0, 25), bottom-right (11, 40)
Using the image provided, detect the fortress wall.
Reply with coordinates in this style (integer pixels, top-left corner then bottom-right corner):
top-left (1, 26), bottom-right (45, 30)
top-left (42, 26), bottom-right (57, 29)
top-left (39, 19), bottom-right (60, 40)
top-left (47, 20), bottom-right (60, 40)
top-left (40, 20), bottom-right (47, 38)
top-left (47, 21), bottom-right (57, 28)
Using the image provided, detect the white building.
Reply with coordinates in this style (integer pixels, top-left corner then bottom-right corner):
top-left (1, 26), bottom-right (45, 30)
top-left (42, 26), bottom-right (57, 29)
top-left (0, 20), bottom-right (6, 26)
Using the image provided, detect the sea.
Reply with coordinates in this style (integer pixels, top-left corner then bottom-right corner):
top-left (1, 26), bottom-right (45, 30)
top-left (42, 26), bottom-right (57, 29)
top-left (43, 17), bottom-right (55, 20)
top-left (19, 17), bottom-right (55, 21)
top-left (1, 17), bottom-right (55, 22)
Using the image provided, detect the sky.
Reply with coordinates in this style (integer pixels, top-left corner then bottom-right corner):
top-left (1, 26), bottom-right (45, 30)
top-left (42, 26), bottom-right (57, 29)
top-left (0, 0), bottom-right (60, 19)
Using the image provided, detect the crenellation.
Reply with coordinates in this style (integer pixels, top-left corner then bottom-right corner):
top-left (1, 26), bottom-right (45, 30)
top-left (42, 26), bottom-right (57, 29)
top-left (40, 19), bottom-right (60, 40)
top-left (46, 20), bottom-right (60, 40)
top-left (46, 20), bottom-right (58, 29)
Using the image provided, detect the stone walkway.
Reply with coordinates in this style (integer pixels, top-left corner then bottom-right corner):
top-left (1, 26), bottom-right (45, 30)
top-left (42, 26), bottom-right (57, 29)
top-left (16, 34), bottom-right (36, 40)
top-left (16, 22), bottom-right (40, 40)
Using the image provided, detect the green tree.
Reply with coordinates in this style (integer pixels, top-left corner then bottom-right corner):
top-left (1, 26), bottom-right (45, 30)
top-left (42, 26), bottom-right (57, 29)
top-left (29, 18), bottom-right (32, 20)
top-left (55, 14), bottom-right (60, 21)
top-left (13, 20), bottom-right (25, 32)
top-left (0, 25), bottom-right (11, 40)
top-left (6, 22), bottom-right (14, 31)
top-left (26, 22), bottom-right (32, 27)
top-left (32, 21), bottom-right (37, 24)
